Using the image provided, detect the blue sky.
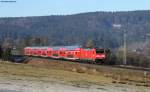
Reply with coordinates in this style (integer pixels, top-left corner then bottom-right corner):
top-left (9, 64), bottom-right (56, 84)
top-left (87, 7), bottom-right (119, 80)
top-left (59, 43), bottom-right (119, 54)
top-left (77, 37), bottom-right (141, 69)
top-left (0, 0), bottom-right (150, 17)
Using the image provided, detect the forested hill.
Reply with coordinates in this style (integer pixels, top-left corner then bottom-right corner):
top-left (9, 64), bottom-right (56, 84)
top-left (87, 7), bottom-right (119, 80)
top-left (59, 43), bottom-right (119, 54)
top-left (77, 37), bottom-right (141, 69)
top-left (0, 10), bottom-right (150, 48)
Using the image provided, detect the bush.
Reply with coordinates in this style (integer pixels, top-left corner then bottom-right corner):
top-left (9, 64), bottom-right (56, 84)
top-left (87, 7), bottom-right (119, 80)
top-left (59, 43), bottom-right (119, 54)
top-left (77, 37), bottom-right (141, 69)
top-left (115, 49), bottom-right (150, 68)
top-left (2, 47), bottom-right (12, 61)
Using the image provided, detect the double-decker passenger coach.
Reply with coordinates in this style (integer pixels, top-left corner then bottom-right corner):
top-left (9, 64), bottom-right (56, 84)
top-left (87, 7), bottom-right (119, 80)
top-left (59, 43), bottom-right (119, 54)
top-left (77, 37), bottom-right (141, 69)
top-left (24, 46), bottom-right (109, 64)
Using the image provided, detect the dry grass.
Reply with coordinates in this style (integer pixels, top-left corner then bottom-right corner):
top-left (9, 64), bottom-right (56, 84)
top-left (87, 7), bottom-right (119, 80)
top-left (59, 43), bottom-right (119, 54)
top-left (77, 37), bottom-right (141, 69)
top-left (0, 61), bottom-right (111, 87)
top-left (0, 59), bottom-right (150, 87)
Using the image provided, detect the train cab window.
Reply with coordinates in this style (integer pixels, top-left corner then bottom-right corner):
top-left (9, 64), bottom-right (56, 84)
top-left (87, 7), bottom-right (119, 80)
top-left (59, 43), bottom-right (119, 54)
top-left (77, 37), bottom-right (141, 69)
top-left (96, 49), bottom-right (105, 53)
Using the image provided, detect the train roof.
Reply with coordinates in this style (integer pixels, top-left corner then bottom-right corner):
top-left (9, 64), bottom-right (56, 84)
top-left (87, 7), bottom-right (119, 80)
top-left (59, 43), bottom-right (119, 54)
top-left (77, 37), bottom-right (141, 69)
top-left (25, 46), bottom-right (82, 50)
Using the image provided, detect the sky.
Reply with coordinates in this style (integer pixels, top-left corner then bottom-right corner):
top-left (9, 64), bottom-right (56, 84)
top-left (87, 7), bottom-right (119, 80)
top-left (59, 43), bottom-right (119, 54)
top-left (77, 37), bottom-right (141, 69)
top-left (0, 0), bottom-right (150, 17)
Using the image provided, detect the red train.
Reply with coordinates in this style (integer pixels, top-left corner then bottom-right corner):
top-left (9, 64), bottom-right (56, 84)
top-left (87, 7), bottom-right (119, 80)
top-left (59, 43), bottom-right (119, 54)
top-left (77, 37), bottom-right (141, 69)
top-left (24, 46), bottom-right (109, 64)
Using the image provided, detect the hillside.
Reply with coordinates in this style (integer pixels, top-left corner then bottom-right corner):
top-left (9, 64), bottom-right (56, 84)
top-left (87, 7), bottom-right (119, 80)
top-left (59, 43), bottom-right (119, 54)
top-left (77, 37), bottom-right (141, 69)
top-left (0, 10), bottom-right (150, 48)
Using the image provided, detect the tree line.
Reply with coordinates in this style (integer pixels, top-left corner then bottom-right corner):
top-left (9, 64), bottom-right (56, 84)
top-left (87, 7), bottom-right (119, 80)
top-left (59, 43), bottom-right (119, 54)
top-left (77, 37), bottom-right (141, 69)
top-left (0, 10), bottom-right (150, 49)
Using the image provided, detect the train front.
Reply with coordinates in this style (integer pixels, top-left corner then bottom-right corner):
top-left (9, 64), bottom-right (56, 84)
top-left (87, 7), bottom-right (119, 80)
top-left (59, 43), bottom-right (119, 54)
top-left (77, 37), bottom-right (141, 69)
top-left (95, 48), bottom-right (108, 64)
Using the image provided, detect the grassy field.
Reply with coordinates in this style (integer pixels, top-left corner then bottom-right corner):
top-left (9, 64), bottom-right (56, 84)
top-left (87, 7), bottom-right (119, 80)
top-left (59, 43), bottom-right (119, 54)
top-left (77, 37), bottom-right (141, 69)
top-left (0, 59), bottom-right (150, 87)
top-left (0, 61), bottom-right (112, 88)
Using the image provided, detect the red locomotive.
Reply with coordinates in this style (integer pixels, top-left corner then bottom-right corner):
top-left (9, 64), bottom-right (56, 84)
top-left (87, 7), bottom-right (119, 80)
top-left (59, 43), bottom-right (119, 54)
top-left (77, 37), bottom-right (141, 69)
top-left (24, 46), bottom-right (109, 64)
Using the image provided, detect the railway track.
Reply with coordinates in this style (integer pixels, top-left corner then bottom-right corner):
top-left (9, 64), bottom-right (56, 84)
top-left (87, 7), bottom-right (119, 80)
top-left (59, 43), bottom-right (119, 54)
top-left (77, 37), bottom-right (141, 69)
top-left (26, 56), bottom-right (150, 72)
top-left (114, 65), bottom-right (150, 72)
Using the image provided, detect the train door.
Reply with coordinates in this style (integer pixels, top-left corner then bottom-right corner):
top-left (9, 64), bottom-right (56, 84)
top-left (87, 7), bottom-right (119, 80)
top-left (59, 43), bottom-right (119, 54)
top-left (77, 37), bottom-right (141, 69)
top-left (79, 48), bottom-right (85, 60)
top-left (37, 49), bottom-right (42, 56)
top-left (24, 48), bottom-right (30, 55)
top-left (47, 48), bottom-right (52, 57)
top-left (33, 49), bottom-right (37, 56)
top-left (74, 51), bottom-right (79, 59)
top-left (41, 49), bottom-right (47, 57)
top-left (59, 50), bottom-right (66, 58)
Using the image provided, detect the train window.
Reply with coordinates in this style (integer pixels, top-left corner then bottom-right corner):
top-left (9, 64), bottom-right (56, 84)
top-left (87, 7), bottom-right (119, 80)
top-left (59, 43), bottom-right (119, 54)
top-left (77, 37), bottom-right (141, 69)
top-left (47, 51), bottom-right (51, 54)
top-left (60, 51), bottom-right (65, 54)
top-left (42, 53), bottom-right (46, 55)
